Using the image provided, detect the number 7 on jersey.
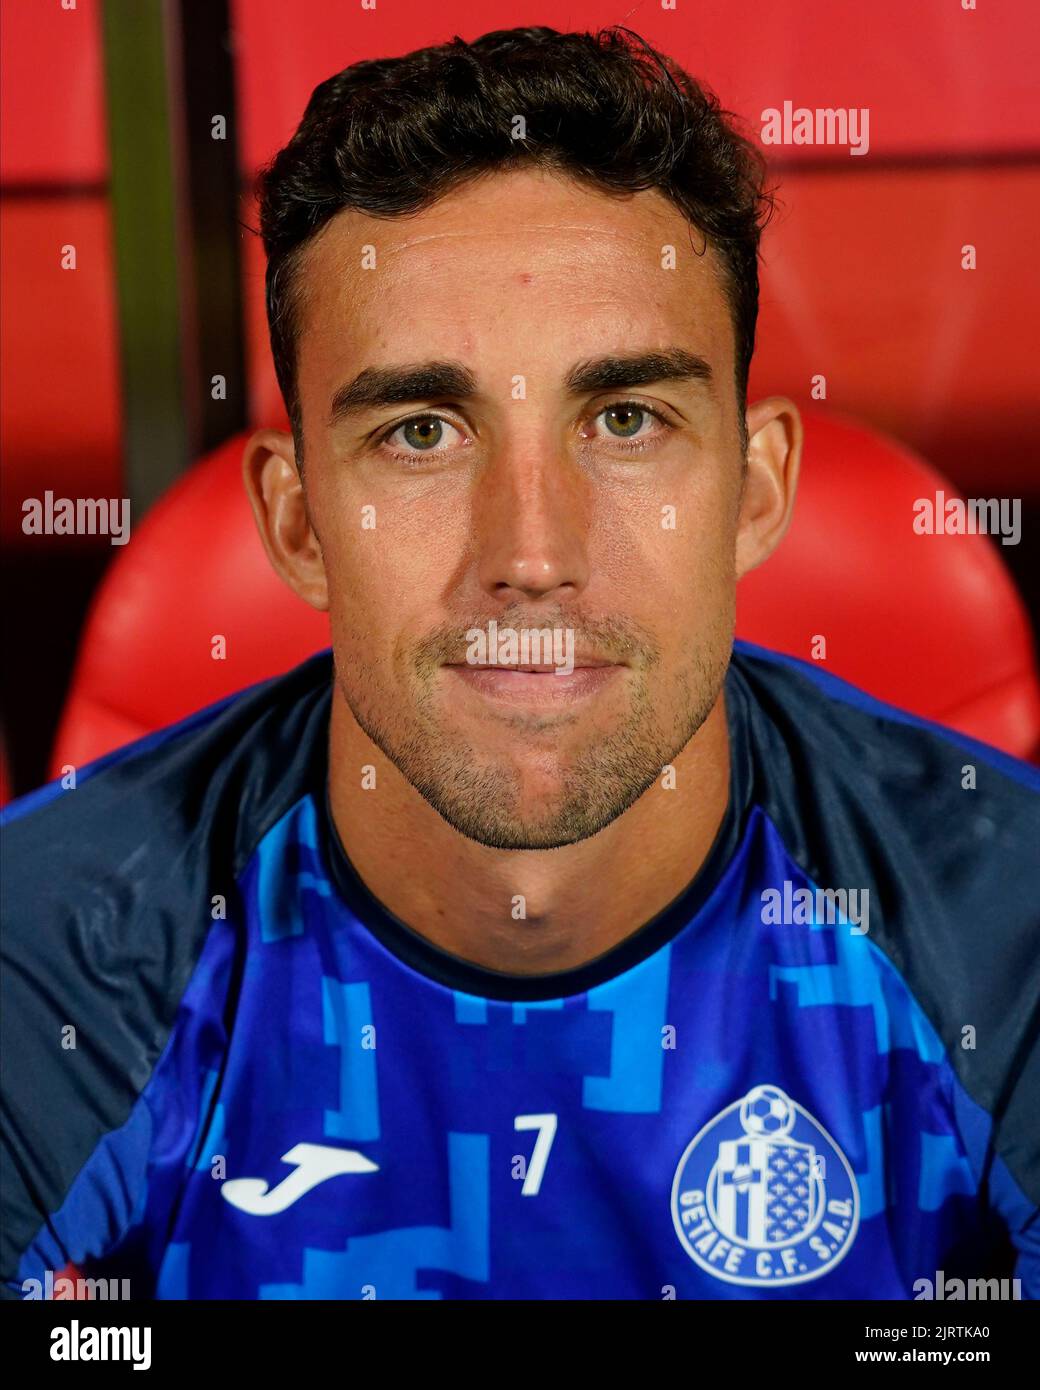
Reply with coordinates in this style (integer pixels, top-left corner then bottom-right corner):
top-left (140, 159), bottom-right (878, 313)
top-left (514, 1113), bottom-right (558, 1196)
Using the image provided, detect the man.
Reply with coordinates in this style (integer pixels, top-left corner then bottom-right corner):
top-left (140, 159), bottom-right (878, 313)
top-left (2, 26), bottom-right (1037, 1301)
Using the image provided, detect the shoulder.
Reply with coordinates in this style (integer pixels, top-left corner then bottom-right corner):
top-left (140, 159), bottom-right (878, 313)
top-left (1, 644), bottom-right (334, 1009)
top-left (0, 649), bottom-right (333, 1288)
top-left (728, 639), bottom-right (1039, 959)
top-left (728, 638), bottom-right (1039, 888)
top-left (728, 641), bottom-right (1040, 1205)
top-left (2, 647), bottom-right (334, 895)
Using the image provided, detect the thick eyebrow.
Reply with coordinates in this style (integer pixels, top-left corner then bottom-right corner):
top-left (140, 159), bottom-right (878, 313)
top-left (328, 362), bottom-right (477, 428)
top-left (326, 347), bottom-right (713, 428)
top-left (564, 348), bottom-right (714, 396)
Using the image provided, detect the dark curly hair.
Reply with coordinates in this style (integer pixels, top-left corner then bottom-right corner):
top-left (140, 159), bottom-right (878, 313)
top-left (254, 25), bottom-right (774, 457)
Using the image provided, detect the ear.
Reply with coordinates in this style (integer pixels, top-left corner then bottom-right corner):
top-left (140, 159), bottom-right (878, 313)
top-left (735, 397), bottom-right (803, 579)
top-left (241, 428), bottom-right (329, 612)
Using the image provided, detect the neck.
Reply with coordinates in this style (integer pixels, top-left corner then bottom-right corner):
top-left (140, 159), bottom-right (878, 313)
top-left (326, 686), bottom-right (732, 977)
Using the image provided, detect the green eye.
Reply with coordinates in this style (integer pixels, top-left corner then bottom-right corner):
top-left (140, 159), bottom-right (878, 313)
top-left (602, 405), bottom-right (646, 438)
top-left (401, 417), bottom-right (444, 449)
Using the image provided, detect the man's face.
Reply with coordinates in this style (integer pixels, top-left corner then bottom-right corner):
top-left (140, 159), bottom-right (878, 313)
top-left (292, 168), bottom-right (747, 849)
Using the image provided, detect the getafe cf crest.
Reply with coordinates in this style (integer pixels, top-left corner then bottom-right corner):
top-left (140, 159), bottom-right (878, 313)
top-left (671, 1084), bottom-right (859, 1287)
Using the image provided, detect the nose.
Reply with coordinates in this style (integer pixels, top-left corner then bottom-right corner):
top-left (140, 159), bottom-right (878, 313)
top-left (472, 431), bottom-right (591, 605)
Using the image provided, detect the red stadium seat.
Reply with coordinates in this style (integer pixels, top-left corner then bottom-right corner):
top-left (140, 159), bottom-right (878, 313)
top-left (48, 409), bottom-right (1040, 776)
top-left (0, 736), bottom-right (11, 809)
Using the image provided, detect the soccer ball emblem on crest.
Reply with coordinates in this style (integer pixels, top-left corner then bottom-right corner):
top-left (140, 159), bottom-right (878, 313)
top-left (740, 1084), bottom-right (794, 1138)
top-left (671, 1083), bottom-right (860, 1287)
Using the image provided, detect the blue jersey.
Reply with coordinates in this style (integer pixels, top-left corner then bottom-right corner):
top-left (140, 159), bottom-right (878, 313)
top-left (2, 642), bottom-right (1038, 1300)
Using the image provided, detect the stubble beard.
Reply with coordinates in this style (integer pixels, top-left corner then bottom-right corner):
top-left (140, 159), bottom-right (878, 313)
top-left (334, 626), bottom-right (731, 851)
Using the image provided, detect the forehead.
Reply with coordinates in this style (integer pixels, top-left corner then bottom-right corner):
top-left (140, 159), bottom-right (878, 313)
top-left (293, 167), bottom-right (733, 384)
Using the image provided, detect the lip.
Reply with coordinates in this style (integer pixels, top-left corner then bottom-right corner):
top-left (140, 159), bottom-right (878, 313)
top-left (443, 662), bottom-right (626, 705)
